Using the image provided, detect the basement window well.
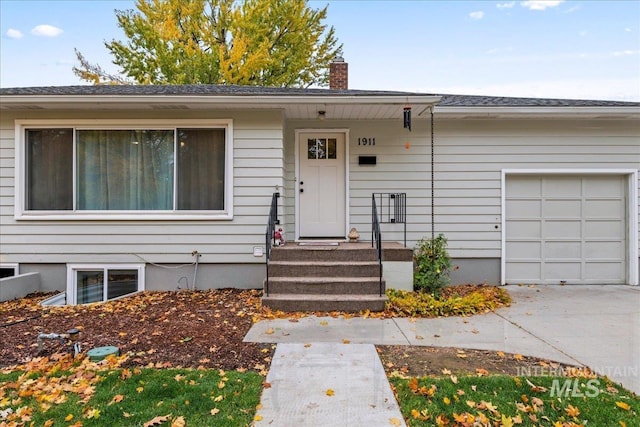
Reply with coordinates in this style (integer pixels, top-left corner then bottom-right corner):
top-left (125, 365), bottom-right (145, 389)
top-left (66, 264), bottom-right (144, 305)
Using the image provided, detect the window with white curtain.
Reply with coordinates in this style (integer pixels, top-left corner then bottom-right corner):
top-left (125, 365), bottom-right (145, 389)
top-left (20, 121), bottom-right (231, 218)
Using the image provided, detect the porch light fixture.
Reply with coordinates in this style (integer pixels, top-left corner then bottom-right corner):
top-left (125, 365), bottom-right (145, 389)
top-left (403, 107), bottom-right (412, 131)
top-left (317, 110), bottom-right (326, 121)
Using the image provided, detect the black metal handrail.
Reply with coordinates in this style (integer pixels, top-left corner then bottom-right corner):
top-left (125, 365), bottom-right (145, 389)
top-left (372, 192), bottom-right (407, 247)
top-left (371, 194), bottom-right (383, 296)
top-left (264, 192), bottom-right (280, 296)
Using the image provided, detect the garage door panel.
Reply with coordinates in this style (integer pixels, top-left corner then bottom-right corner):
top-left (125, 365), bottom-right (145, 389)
top-left (543, 200), bottom-right (581, 217)
top-left (506, 262), bottom-right (541, 281)
top-left (506, 199), bottom-right (541, 217)
top-left (505, 174), bottom-right (628, 285)
top-left (543, 262), bottom-right (581, 281)
top-left (506, 241), bottom-right (541, 259)
top-left (584, 241), bottom-right (624, 258)
top-left (584, 262), bottom-right (625, 281)
top-left (507, 220), bottom-right (541, 239)
top-left (507, 178), bottom-right (541, 196)
top-left (543, 177), bottom-right (581, 197)
top-left (584, 177), bottom-right (625, 197)
top-left (545, 241), bottom-right (581, 259)
top-left (584, 220), bottom-right (624, 239)
top-left (584, 199), bottom-right (625, 218)
top-left (544, 221), bottom-right (581, 238)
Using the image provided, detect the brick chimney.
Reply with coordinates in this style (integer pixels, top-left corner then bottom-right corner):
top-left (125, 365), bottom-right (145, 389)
top-left (329, 56), bottom-right (348, 90)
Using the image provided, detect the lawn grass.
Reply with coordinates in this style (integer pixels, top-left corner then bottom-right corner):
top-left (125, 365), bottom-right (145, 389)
top-left (1, 364), bottom-right (263, 427)
top-left (391, 374), bottom-right (639, 426)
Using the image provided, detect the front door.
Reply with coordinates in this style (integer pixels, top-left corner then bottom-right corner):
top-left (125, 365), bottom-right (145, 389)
top-left (298, 132), bottom-right (346, 238)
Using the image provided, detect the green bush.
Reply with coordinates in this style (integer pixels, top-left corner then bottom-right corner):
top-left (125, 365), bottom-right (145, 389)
top-left (413, 234), bottom-right (452, 295)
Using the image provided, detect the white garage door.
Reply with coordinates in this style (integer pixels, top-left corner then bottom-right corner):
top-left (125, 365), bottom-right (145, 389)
top-left (505, 175), bottom-right (627, 284)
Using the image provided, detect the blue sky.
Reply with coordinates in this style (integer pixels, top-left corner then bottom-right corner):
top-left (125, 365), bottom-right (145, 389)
top-left (1, 0), bottom-right (639, 101)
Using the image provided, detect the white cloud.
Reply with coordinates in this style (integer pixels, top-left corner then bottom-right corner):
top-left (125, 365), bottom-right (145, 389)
top-left (612, 50), bottom-right (640, 57)
top-left (496, 1), bottom-right (516, 9)
top-left (625, 28), bottom-right (632, 32)
top-left (469, 11), bottom-right (485, 20)
top-left (31, 24), bottom-right (63, 37)
top-left (520, 1), bottom-right (564, 11)
top-left (579, 30), bottom-right (588, 37)
top-left (496, 2), bottom-right (516, 9)
top-left (6, 29), bottom-right (23, 39)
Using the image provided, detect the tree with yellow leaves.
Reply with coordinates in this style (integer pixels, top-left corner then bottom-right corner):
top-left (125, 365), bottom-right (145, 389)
top-left (73, 0), bottom-right (342, 87)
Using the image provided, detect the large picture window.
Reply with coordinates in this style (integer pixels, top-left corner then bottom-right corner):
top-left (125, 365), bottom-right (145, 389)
top-left (18, 120), bottom-right (232, 219)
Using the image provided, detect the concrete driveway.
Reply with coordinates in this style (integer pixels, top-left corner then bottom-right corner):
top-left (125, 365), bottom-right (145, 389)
top-left (496, 284), bottom-right (639, 394)
top-left (246, 285), bottom-right (640, 394)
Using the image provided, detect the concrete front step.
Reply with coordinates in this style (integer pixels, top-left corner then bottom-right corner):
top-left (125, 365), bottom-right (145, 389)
top-left (268, 261), bottom-right (381, 278)
top-left (269, 245), bottom-right (378, 262)
top-left (261, 294), bottom-right (388, 312)
top-left (265, 276), bottom-right (385, 295)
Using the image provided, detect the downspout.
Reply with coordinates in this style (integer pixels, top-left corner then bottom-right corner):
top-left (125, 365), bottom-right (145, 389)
top-left (430, 107), bottom-right (435, 240)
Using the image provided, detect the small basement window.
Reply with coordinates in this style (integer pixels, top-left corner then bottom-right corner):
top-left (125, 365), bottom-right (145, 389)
top-left (0, 264), bottom-right (19, 279)
top-left (66, 264), bottom-right (144, 305)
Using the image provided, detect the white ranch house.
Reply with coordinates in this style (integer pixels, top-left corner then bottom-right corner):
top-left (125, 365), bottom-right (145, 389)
top-left (1, 73), bottom-right (639, 306)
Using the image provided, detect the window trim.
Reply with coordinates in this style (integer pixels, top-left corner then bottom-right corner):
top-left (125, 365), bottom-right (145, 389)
top-left (66, 263), bottom-right (145, 305)
top-left (15, 119), bottom-right (234, 220)
top-left (0, 263), bottom-right (19, 279)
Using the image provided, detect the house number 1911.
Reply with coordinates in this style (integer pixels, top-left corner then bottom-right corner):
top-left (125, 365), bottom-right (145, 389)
top-left (358, 137), bottom-right (376, 146)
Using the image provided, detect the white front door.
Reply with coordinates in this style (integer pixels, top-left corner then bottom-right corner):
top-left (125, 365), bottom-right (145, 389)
top-left (298, 132), bottom-right (346, 238)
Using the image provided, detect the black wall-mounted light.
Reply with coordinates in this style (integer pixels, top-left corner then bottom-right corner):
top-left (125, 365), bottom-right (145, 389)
top-left (403, 107), bottom-right (412, 131)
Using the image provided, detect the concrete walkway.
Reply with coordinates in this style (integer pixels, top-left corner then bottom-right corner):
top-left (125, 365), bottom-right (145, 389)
top-left (246, 285), bottom-right (639, 423)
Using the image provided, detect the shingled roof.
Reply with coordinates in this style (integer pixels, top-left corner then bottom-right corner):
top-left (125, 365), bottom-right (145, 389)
top-left (1, 84), bottom-right (638, 107)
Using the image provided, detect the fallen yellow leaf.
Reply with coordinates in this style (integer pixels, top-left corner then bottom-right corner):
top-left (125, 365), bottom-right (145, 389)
top-left (254, 414), bottom-right (263, 421)
top-left (171, 416), bottom-right (186, 427)
top-left (501, 414), bottom-right (514, 427)
top-left (616, 401), bottom-right (631, 411)
top-left (43, 419), bottom-right (54, 427)
top-left (514, 353), bottom-right (524, 361)
top-left (210, 408), bottom-right (220, 416)
top-left (389, 417), bottom-right (402, 426)
top-left (265, 328), bottom-right (274, 335)
top-left (65, 414), bottom-right (74, 421)
top-left (320, 320), bottom-right (328, 326)
top-left (343, 339), bottom-right (351, 344)
top-left (326, 388), bottom-right (335, 396)
top-left (565, 404), bottom-right (580, 417)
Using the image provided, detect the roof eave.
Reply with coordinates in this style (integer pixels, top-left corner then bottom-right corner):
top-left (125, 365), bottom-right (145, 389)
top-left (434, 106), bottom-right (640, 119)
top-left (0, 94), bottom-right (442, 107)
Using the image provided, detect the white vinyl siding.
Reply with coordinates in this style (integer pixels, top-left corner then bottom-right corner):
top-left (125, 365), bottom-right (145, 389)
top-left (505, 174), bottom-right (627, 284)
top-left (1, 111), bottom-right (284, 265)
top-left (285, 119), bottom-right (640, 263)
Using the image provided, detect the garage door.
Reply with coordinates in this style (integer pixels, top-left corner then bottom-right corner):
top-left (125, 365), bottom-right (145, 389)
top-left (505, 175), bottom-right (627, 284)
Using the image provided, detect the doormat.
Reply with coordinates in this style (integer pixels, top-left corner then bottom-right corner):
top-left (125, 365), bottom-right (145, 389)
top-left (298, 242), bottom-right (339, 246)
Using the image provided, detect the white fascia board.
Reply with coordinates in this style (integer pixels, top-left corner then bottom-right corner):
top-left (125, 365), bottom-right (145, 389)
top-left (434, 106), bottom-right (640, 118)
top-left (0, 94), bottom-right (442, 107)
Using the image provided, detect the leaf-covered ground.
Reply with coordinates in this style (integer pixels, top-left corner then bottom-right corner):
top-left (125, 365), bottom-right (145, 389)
top-left (0, 289), bottom-right (272, 371)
